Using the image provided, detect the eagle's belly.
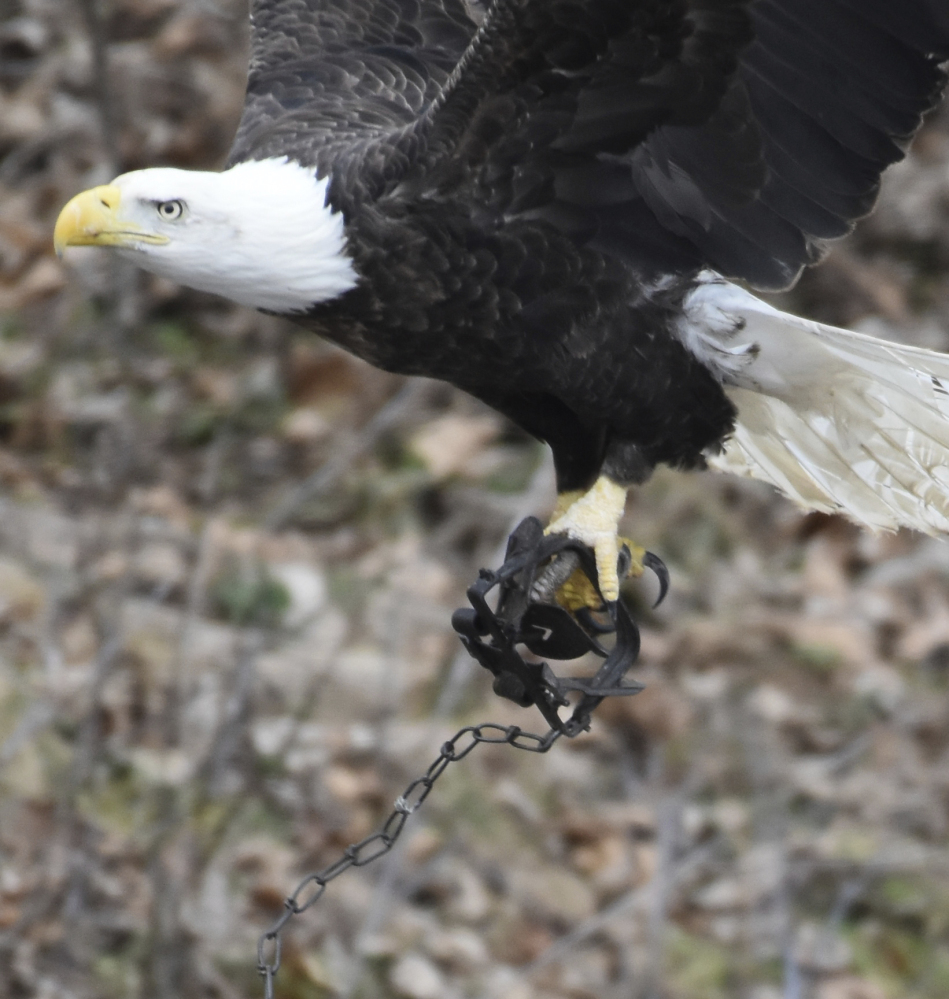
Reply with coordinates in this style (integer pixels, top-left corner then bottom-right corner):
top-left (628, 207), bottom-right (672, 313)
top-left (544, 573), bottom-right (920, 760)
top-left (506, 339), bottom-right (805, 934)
top-left (307, 207), bottom-right (736, 476)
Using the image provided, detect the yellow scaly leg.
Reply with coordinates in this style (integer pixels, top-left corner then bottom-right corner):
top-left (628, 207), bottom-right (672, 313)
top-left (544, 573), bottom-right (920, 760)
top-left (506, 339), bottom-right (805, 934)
top-left (551, 489), bottom-right (583, 521)
top-left (545, 476), bottom-right (644, 604)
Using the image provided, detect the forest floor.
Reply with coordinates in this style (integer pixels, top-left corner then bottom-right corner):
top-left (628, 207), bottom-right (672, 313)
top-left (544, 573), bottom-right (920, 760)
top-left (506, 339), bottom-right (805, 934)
top-left (2, 1), bottom-right (949, 997)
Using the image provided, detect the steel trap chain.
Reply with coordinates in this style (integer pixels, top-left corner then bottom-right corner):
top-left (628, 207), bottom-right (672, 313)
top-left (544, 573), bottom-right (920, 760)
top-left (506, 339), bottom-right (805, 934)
top-left (258, 516), bottom-right (666, 997)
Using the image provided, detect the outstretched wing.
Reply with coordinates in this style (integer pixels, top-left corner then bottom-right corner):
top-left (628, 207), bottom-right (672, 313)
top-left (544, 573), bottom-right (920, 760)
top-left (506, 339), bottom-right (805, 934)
top-left (228, 0), bottom-right (949, 290)
top-left (436, 0), bottom-right (949, 289)
top-left (226, 0), bottom-right (479, 174)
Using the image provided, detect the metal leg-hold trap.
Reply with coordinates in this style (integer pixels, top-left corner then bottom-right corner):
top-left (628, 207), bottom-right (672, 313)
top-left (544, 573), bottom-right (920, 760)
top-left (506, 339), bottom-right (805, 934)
top-left (452, 516), bottom-right (667, 737)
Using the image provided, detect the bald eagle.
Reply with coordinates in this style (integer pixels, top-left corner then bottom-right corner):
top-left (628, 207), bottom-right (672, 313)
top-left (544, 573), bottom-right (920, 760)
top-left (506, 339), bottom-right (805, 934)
top-left (56, 0), bottom-right (949, 602)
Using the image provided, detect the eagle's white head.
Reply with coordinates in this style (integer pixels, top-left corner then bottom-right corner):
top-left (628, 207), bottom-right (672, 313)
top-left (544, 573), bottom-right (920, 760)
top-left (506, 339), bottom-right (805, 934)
top-left (54, 158), bottom-right (359, 313)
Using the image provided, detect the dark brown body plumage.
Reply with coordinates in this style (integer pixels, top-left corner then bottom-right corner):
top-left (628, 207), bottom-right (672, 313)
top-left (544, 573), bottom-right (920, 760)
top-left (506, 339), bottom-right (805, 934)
top-left (226, 0), bottom-right (949, 491)
top-left (307, 198), bottom-right (738, 490)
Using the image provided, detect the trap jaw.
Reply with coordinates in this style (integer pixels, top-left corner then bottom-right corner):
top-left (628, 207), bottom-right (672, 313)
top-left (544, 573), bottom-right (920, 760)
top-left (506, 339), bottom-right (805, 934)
top-left (452, 517), bottom-right (667, 737)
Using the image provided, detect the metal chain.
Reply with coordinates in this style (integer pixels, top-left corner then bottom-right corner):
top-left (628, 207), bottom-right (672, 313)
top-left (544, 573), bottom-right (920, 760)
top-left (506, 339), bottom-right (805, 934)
top-left (256, 517), bottom-right (652, 995)
top-left (257, 721), bottom-right (562, 997)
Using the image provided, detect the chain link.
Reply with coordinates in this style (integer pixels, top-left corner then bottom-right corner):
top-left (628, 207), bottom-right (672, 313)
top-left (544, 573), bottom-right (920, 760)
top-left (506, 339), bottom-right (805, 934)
top-left (257, 722), bottom-right (561, 997)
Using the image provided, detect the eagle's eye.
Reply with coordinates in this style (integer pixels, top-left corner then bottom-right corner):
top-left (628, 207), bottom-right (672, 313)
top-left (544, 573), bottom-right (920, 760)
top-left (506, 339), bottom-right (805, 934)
top-left (156, 200), bottom-right (184, 220)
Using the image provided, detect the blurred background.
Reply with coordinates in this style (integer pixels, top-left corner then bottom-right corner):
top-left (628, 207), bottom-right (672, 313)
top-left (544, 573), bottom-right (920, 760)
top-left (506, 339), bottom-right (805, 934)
top-left (3, 1), bottom-right (949, 997)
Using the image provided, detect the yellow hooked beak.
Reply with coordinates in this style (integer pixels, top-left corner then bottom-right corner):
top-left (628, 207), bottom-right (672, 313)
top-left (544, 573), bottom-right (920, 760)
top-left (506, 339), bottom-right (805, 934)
top-left (54, 185), bottom-right (169, 256)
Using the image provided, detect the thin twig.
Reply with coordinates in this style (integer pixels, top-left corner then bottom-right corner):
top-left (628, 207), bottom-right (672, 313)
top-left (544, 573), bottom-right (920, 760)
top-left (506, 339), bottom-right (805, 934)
top-left (62, 631), bottom-right (124, 799)
top-left (0, 701), bottom-right (55, 772)
top-left (74, 0), bottom-right (118, 169)
top-left (197, 628), bottom-right (261, 795)
top-left (163, 518), bottom-right (218, 744)
top-left (265, 380), bottom-right (427, 530)
top-left (74, 0), bottom-right (144, 347)
top-left (526, 887), bottom-right (648, 974)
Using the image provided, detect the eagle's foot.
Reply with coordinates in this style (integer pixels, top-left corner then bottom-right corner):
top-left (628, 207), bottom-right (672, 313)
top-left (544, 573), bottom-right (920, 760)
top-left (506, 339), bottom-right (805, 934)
top-left (544, 476), bottom-right (630, 604)
top-left (555, 536), bottom-right (645, 612)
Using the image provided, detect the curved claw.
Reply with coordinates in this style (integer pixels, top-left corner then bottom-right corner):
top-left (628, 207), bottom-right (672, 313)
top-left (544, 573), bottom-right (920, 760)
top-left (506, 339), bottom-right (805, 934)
top-left (575, 606), bottom-right (616, 635)
top-left (643, 551), bottom-right (669, 607)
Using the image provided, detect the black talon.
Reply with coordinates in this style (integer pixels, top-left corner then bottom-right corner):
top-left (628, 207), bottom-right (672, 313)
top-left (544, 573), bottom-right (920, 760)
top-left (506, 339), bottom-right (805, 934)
top-left (575, 606), bottom-right (616, 635)
top-left (643, 551), bottom-right (669, 607)
top-left (617, 543), bottom-right (631, 580)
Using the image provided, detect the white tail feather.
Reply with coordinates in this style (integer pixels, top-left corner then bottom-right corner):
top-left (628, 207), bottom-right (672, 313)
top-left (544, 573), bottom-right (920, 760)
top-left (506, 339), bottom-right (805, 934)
top-left (688, 278), bottom-right (949, 534)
